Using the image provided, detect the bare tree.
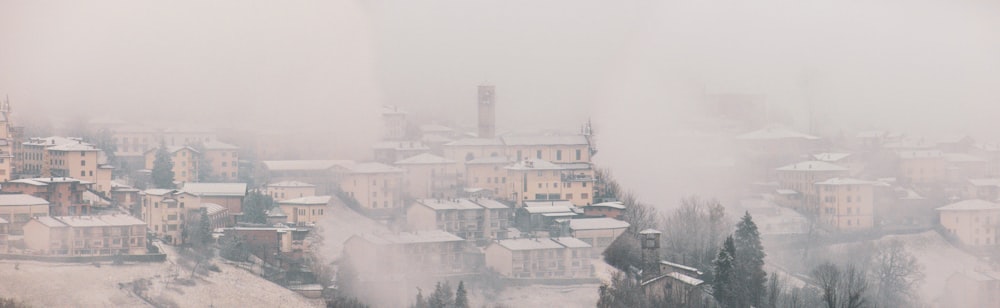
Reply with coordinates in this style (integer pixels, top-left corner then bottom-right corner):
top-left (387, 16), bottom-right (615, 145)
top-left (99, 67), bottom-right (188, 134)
top-left (660, 197), bottom-right (729, 275)
top-left (811, 262), bottom-right (871, 308)
top-left (870, 240), bottom-right (923, 307)
top-left (620, 191), bottom-right (659, 234)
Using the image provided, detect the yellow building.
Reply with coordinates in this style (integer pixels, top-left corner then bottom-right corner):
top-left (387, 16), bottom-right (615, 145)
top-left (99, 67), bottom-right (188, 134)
top-left (501, 135), bottom-right (593, 163)
top-left (201, 140), bottom-right (240, 181)
top-left (484, 237), bottom-right (592, 278)
top-left (897, 150), bottom-right (947, 185)
top-left (506, 159), bottom-right (595, 206)
top-left (140, 189), bottom-right (199, 245)
top-left (938, 199), bottom-right (1000, 246)
top-left (266, 181), bottom-right (317, 201)
top-left (145, 146), bottom-right (199, 184)
top-left (774, 161), bottom-right (849, 214)
top-left (395, 153), bottom-right (458, 199)
top-left (23, 215), bottom-right (147, 256)
top-left (278, 195), bottom-right (331, 225)
top-left (465, 156), bottom-right (514, 199)
top-left (816, 178), bottom-right (878, 231)
top-left (0, 194), bottom-right (50, 235)
top-left (336, 162), bottom-right (404, 214)
top-left (21, 137), bottom-right (112, 193)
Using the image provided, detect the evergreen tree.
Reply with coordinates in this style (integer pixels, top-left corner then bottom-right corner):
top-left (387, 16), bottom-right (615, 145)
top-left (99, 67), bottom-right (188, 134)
top-left (151, 143), bottom-right (176, 189)
top-left (241, 190), bottom-right (274, 224)
top-left (197, 207), bottom-right (213, 246)
top-left (454, 281), bottom-right (469, 308)
top-left (428, 281), bottom-right (454, 308)
top-left (733, 212), bottom-right (767, 308)
top-left (713, 236), bottom-right (738, 308)
top-left (413, 288), bottom-right (428, 308)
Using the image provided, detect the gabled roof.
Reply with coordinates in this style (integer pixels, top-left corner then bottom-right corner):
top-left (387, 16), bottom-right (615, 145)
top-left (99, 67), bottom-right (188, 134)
top-left (201, 203), bottom-right (227, 215)
top-left (776, 161), bottom-right (848, 172)
top-left (181, 183), bottom-right (248, 197)
top-left (586, 201), bottom-right (626, 210)
top-left (444, 138), bottom-right (504, 147)
top-left (968, 179), bottom-right (1000, 187)
top-left (46, 142), bottom-right (101, 152)
top-left (736, 125), bottom-right (819, 141)
top-left (522, 205), bottom-right (575, 214)
top-left (420, 124), bottom-right (454, 133)
top-left (523, 200), bottom-right (575, 208)
top-left (267, 181), bottom-right (316, 188)
top-left (815, 178), bottom-right (885, 186)
top-left (372, 141), bottom-right (430, 151)
top-left (33, 216), bottom-right (66, 228)
top-left (23, 136), bottom-right (84, 147)
top-left (202, 140), bottom-right (239, 150)
top-left (937, 199), bottom-right (1000, 211)
top-left (495, 237), bottom-right (586, 251)
top-left (466, 156), bottom-right (514, 165)
top-left (279, 195), bottom-right (332, 205)
top-left (896, 150), bottom-right (943, 159)
top-left (54, 215), bottom-right (145, 227)
top-left (501, 135), bottom-right (589, 146)
top-left (7, 177), bottom-right (94, 186)
top-left (340, 162), bottom-right (404, 174)
top-left (260, 160), bottom-right (353, 171)
top-left (0, 194), bottom-right (49, 206)
top-left (395, 153), bottom-right (455, 165)
top-left (0, 217), bottom-right (7, 224)
top-left (145, 146), bottom-right (199, 155)
top-left (812, 153), bottom-right (851, 162)
top-left (568, 218), bottom-right (630, 231)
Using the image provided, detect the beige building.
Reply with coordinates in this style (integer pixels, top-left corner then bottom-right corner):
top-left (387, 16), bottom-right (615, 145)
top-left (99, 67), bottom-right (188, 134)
top-left (0, 194), bottom-right (50, 235)
top-left (965, 179), bottom-right (1000, 202)
top-left (140, 189), bottom-right (199, 245)
top-left (181, 182), bottom-right (247, 220)
top-left (938, 199), bottom-right (1000, 246)
top-left (112, 126), bottom-right (160, 157)
top-left (21, 137), bottom-right (112, 194)
top-left (21, 136), bottom-right (84, 177)
top-left (897, 150), bottom-right (947, 185)
top-left (406, 198), bottom-right (511, 242)
top-left (23, 215), bottom-right (146, 256)
top-left (373, 140), bottom-right (430, 164)
top-left (344, 230), bottom-right (470, 277)
top-left (336, 162), bottom-right (404, 214)
top-left (506, 159), bottom-right (595, 206)
top-left (501, 135), bottom-right (593, 164)
top-left (278, 195), bottom-right (331, 225)
top-left (465, 156), bottom-right (514, 198)
top-left (266, 181), bottom-right (317, 201)
top-left (816, 178), bottom-right (878, 231)
top-left (774, 161), bottom-right (849, 214)
top-left (380, 105), bottom-right (408, 140)
top-left (484, 237), bottom-right (592, 278)
top-left (145, 146), bottom-right (200, 184)
top-left (566, 217), bottom-right (630, 255)
top-left (259, 160), bottom-right (352, 194)
top-left (442, 138), bottom-right (506, 174)
top-left (201, 140), bottom-right (240, 181)
top-left (395, 153), bottom-right (458, 199)
top-left (3, 177), bottom-right (94, 216)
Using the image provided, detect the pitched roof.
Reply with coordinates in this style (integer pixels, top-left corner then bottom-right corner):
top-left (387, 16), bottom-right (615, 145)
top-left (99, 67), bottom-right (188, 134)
top-left (495, 237), bottom-right (591, 251)
top-left (523, 200), bottom-right (576, 208)
top-left (267, 181), bottom-right (316, 188)
top-left (181, 183), bottom-right (248, 197)
top-left (896, 150), bottom-right (943, 159)
top-left (812, 153), bottom-right (851, 162)
top-left (444, 138), bottom-right (504, 147)
top-left (0, 217), bottom-right (7, 224)
top-left (815, 178), bottom-right (885, 186)
top-left (7, 177), bottom-right (94, 186)
top-left (568, 218), bottom-right (630, 231)
top-left (54, 215), bottom-right (145, 227)
top-left (279, 195), bottom-right (332, 205)
top-left (968, 179), bottom-right (1000, 187)
top-left (586, 201), bottom-right (626, 210)
top-left (23, 136), bottom-right (84, 147)
top-left (501, 135), bottom-right (589, 146)
top-left (0, 194), bottom-right (50, 206)
top-left (261, 160), bottom-right (353, 171)
top-left (33, 216), bottom-right (66, 228)
top-left (46, 142), bottom-right (101, 152)
top-left (522, 205), bottom-right (576, 214)
top-left (937, 200), bottom-right (1000, 211)
top-left (372, 141), bottom-right (430, 150)
top-left (505, 159), bottom-right (564, 171)
top-left (775, 161), bottom-right (848, 172)
top-left (736, 125), bottom-right (819, 141)
top-left (395, 153), bottom-right (455, 165)
top-left (201, 203), bottom-right (228, 215)
top-left (340, 162), bottom-right (403, 174)
top-left (202, 140), bottom-right (239, 150)
top-left (419, 124), bottom-right (454, 133)
top-left (466, 156), bottom-right (514, 165)
top-left (145, 146), bottom-right (199, 155)
top-left (944, 153), bottom-right (988, 163)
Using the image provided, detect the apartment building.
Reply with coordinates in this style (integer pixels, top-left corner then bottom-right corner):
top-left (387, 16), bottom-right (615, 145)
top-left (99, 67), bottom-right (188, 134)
top-left (380, 105), bottom-right (408, 140)
top-left (506, 159), bottom-right (595, 206)
top-left (938, 199), bottom-right (1000, 246)
top-left (181, 182), bottom-right (247, 221)
top-left (484, 237), bottom-right (592, 279)
top-left (501, 135), bottom-right (593, 164)
top-left (816, 178), bottom-right (877, 231)
top-left (145, 146), bottom-right (199, 184)
top-left (897, 150), bottom-right (947, 185)
top-left (278, 195), bottom-right (331, 225)
top-left (266, 181), bottom-right (317, 201)
top-left (406, 198), bottom-right (511, 242)
top-left (774, 161), bottom-right (849, 213)
top-left (372, 140), bottom-right (430, 164)
top-left (395, 153), bottom-right (458, 199)
top-left (259, 160), bottom-right (352, 194)
top-left (200, 140), bottom-right (240, 181)
top-left (23, 215), bottom-right (146, 256)
top-left (140, 189), bottom-right (199, 245)
top-left (336, 162), bottom-right (404, 215)
top-left (0, 194), bottom-right (49, 235)
top-left (344, 230), bottom-right (470, 277)
top-left (566, 217), bottom-right (630, 254)
top-left (464, 156), bottom-right (514, 199)
top-left (21, 137), bottom-right (112, 194)
top-left (3, 177), bottom-right (94, 216)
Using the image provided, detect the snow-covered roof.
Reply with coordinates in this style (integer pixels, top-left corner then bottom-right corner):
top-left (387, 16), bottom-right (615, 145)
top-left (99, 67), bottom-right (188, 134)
top-left (505, 159), bottom-right (563, 171)
top-left (142, 188), bottom-right (181, 196)
top-left (372, 141), bottom-right (430, 150)
top-left (660, 260), bottom-right (702, 274)
top-left (47, 142), bottom-right (101, 152)
top-left (340, 162), bottom-right (404, 174)
top-left (501, 135), bottom-right (589, 146)
top-left (855, 131), bottom-right (887, 139)
top-left (420, 124), bottom-right (454, 133)
top-left (736, 125), bottom-right (819, 141)
top-left (415, 198), bottom-right (487, 211)
top-left (267, 181), bottom-right (316, 188)
top-left (667, 272), bottom-right (704, 286)
top-left (896, 150), bottom-right (944, 159)
top-left (395, 153), bottom-right (454, 165)
top-left (202, 140), bottom-right (239, 150)
top-left (0, 194), bottom-right (49, 206)
top-left (182, 183), bottom-right (247, 197)
top-left (33, 216), bottom-right (66, 228)
top-left (937, 200), bottom-right (1000, 211)
top-left (444, 138), bottom-right (504, 147)
top-left (55, 215), bottom-right (145, 227)
top-left (201, 203), bottom-right (227, 215)
top-left (550, 237), bottom-right (592, 248)
top-left (775, 161), bottom-right (848, 172)
top-left (422, 134), bottom-right (454, 144)
top-left (557, 163), bottom-right (593, 171)
top-left (775, 189), bottom-right (799, 195)
top-left (522, 205), bottom-right (575, 214)
top-left (943, 153), bottom-right (988, 163)
top-left (466, 156), bottom-right (514, 165)
top-left (23, 136), bottom-right (84, 147)
top-left (381, 105), bottom-right (408, 115)
top-left (261, 160), bottom-right (353, 171)
top-left (279, 195), bottom-right (332, 205)
top-left (475, 199), bottom-right (510, 209)
top-left (639, 229), bottom-right (662, 235)
top-left (8, 177), bottom-right (94, 186)
top-left (0, 217), bottom-right (7, 224)
top-left (495, 237), bottom-right (590, 251)
top-left (145, 146), bottom-right (199, 155)
top-left (523, 200), bottom-right (576, 208)
top-left (812, 153), bottom-right (851, 162)
top-left (968, 179), bottom-right (1000, 187)
top-left (568, 218), bottom-right (630, 231)
top-left (815, 178), bottom-right (885, 186)
top-left (587, 201), bottom-right (626, 210)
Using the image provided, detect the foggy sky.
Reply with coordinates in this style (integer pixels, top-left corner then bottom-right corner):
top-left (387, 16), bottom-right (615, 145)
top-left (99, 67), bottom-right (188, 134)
top-left (2, 0), bottom-right (999, 206)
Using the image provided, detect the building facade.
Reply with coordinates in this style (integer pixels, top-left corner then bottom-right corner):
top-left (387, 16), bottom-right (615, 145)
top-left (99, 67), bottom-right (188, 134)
top-left (484, 237), bottom-right (592, 279)
top-left (23, 215), bottom-right (146, 256)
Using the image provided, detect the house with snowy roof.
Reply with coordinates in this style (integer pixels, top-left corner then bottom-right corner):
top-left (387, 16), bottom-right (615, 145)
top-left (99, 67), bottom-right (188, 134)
top-left (484, 237), bottom-right (592, 279)
top-left (937, 199), bottom-right (1000, 246)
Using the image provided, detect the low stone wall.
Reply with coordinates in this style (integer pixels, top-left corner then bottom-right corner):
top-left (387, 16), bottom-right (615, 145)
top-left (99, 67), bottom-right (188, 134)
top-left (0, 253), bottom-right (167, 263)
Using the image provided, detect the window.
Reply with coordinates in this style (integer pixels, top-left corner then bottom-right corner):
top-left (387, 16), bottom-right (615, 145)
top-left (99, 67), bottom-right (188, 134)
top-left (582, 182), bottom-right (587, 187)
top-left (581, 193), bottom-right (589, 199)
top-left (538, 183), bottom-right (542, 188)
top-left (536, 150), bottom-right (542, 159)
top-left (557, 150), bottom-right (562, 161)
top-left (576, 149), bottom-right (581, 160)
top-left (566, 194), bottom-right (573, 199)
top-left (89, 171), bottom-right (93, 176)
top-left (486, 177), bottom-right (491, 184)
top-left (222, 162), bottom-right (227, 167)
top-left (81, 160), bottom-right (86, 166)
top-left (502, 177), bottom-right (506, 183)
top-left (81, 171), bottom-right (86, 177)
top-left (372, 201), bottom-right (377, 208)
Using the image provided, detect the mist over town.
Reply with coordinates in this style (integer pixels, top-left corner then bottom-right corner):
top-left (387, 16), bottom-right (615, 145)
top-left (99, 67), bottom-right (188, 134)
top-left (1, 1), bottom-right (999, 307)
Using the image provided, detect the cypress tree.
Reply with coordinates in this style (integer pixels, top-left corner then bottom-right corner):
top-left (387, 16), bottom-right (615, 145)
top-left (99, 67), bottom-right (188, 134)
top-left (151, 142), bottom-right (176, 189)
top-left (713, 236), bottom-right (737, 308)
top-left (734, 211), bottom-right (767, 308)
top-left (454, 281), bottom-right (468, 308)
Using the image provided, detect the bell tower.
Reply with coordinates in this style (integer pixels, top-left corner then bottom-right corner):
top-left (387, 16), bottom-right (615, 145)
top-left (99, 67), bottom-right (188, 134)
top-left (477, 85), bottom-right (495, 139)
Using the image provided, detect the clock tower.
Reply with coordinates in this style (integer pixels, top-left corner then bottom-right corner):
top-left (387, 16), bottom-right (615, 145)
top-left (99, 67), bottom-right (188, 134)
top-left (477, 85), bottom-right (496, 139)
